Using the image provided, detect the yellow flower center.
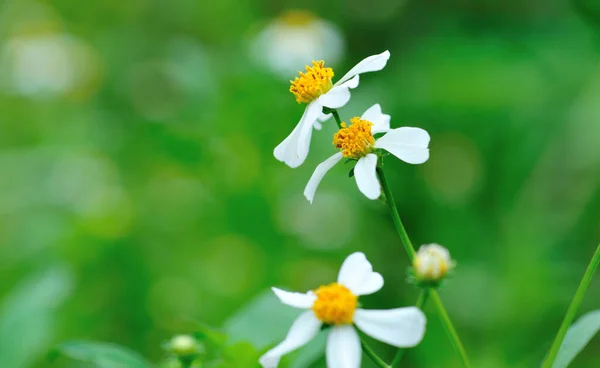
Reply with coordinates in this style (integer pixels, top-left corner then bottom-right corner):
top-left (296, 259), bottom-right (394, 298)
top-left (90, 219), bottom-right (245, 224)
top-left (289, 61), bottom-right (334, 104)
top-left (312, 283), bottom-right (358, 325)
top-left (332, 117), bottom-right (375, 158)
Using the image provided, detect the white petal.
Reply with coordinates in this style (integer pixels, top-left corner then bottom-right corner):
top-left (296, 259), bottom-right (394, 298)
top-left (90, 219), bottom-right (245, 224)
top-left (259, 311), bottom-right (322, 368)
top-left (274, 102), bottom-right (322, 168)
top-left (304, 152), bottom-right (344, 203)
top-left (353, 307), bottom-right (426, 348)
top-left (313, 121), bottom-right (323, 130)
top-left (337, 252), bottom-right (384, 296)
top-left (335, 50), bottom-right (390, 86)
top-left (361, 104), bottom-right (390, 134)
top-left (354, 154), bottom-right (381, 200)
top-left (326, 326), bottom-right (361, 368)
top-left (272, 287), bottom-right (316, 309)
top-left (317, 112), bottom-right (332, 123)
top-left (374, 127), bottom-right (430, 164)
top-left (338, 74), bottom-right (360, 89)
top-left (318, 85), bottom-right (351, 109)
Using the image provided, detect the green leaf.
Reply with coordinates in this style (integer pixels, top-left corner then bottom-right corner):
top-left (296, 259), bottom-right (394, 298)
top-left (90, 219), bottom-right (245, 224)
top-left (51, 341), bottom-right (154, 368)
top-left (553, 310), bottom-right (600, 368)
top-left (0, 265), bottom-right (73, 368)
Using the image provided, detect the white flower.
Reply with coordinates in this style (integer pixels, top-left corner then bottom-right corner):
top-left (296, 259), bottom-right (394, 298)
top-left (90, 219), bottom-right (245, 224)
top-left (413, 244), bottom-right (454, 282)
top-left (274, 51), bottom-right (391, 168)
top-left (304, 104), bottom-right (430, 202)
top-left (259, 252), bottom-right (426, 368)
top-left (250, 10), bottom-right (344, 79)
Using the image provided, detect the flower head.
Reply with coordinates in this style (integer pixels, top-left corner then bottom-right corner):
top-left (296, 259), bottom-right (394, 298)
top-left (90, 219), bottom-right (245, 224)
top-left (413, 244), bottom-right (454, 285)
top-left (259, 252), bottom-right (426, 368)
top-left (290, 61), bottom-right (334, 104)
top-left (274, 51), bottom-right (391, 168)
top-left (304, 104), bottom-right (430, 203)
top-left (333, 118), bottom-right (375, 158)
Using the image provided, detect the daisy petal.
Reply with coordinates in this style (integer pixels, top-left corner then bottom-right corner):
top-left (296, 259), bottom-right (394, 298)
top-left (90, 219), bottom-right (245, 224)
top-left (318, 85), bottom-right (351, 109)
top-left (361, 104), bottom-right (390, 134)
top-left (335, 50), bottom-right (390, 86)
top-left (259, 311), bottom-right (322, 368)
top-left (338, 74), bottom-right (360, 89)
top-left (274, 101), bottom-right (322, 168)
top-left (272, 287), bottom-right (316, 309)
top-left (353, 307), bottom-right (427, 347)
top-left (337, 252), bottom-right (384, 296)
top-left (326, 325), bottom-right (361, 368)
top-left (304, 152), bottom-right (344, 203)
top-left (374, 127), bottom-right (430, 164)
top-left (354, 154), bottom-right (381, 200)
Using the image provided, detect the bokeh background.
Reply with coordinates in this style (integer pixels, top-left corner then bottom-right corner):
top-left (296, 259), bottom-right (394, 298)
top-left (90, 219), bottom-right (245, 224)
top-left (2, 0), bottom-right (600, 366)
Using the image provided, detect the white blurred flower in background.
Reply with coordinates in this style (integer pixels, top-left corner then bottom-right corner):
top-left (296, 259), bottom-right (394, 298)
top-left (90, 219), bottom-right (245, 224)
top-left (0, 32), bottom-right (99, 99)
top-left (251, 10), bottom-right (345, 79)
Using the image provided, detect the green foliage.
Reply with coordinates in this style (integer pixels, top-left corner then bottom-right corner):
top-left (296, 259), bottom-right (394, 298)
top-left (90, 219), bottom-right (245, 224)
top-left (0, 266), bottom-right (72, 368)
top-left (552, 310), bottom-right (600, 368)
top-left (50, 341), bottom-right (153, 368)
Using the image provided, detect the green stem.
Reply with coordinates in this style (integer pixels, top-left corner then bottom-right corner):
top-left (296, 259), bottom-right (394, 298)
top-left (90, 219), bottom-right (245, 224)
top-left (376, 167), bottom-right (415, 260)
top-left (430, 290), bottom-right (471, 368)
top-left (376, 167), bottom-right (471, 368)
top-left (178, 359), bottom-right (193, 368)
top-left (542, 244), bottom-right (600, 368)
top-left (331, 109), bottom-right (343, 129)
top-left (390, 289), bottom-right (430, 367)
top-left (361, 340), bottom-right (389, 368)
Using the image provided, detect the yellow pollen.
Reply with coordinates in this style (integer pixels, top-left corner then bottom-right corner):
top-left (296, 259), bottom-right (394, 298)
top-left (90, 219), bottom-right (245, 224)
top-left (312, 283), bottom-right (358, 325)
top-left (332, 117), bottom-right (375, 158)
top-left (289, 61), bottom-right (334, 104)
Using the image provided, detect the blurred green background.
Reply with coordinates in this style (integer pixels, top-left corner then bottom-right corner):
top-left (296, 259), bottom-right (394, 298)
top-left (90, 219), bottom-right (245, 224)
top-left (2, 0), bottom-right (600, 366)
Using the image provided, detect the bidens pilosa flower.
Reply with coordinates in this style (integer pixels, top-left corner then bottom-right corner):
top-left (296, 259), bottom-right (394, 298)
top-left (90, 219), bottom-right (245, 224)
top-left (304, 104), bottom-right (430, 202)
top-left (413, 244), bottom-right (455, 284)
top-left (258, 252), bottom-right (426, 368)
top-left (274, 51), bottom-right (390, 168)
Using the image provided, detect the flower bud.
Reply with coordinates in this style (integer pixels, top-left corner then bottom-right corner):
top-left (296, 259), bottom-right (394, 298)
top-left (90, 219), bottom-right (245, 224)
top-left (165, 334), bottom-right (203, 360)
top-left (413, 244), bottom-right (454, 284)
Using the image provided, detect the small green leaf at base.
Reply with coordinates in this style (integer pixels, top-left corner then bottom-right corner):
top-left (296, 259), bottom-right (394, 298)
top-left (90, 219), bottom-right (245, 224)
top-left (552, 310), bottom-right (600, 368)
top-left (50, 341), bottom-right (154, 368)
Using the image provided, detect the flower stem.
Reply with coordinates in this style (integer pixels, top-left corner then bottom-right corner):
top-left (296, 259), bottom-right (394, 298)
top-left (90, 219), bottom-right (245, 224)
top-left (375, 167), bottom-right (415, 261)
top-left (390, 289), bottom-right (429, 367)
top-left (178, 358), bottom-right (193, 368)
top-left (331, 109), bottom-right (343, 129)
top-left (376, 167), bottom-right (471, 368)
top-left (361, 340), bottom-right (390, 368)
top-left (542, 243), bottom-right (600, 368)
top-left (430, 290), bottom-right (471, 368)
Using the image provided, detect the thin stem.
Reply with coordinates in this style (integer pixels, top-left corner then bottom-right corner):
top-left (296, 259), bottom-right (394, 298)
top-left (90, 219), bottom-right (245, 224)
top-left (390, 289), bottom-right (430, 367)
top-left (361, 340), bottom-right (389, 368)
top-left (430, 290), bottom-right (471, 368)
top-left (542, 244), bottom-right (600, 368)
top-left (376, 167), bottom-right (471, 368)
top-left (331, 109), bottom-right (343, 129)
top-left (376, 167), bottom-right (415, 260)
top-left (178, 358), bottom-right (193, 368)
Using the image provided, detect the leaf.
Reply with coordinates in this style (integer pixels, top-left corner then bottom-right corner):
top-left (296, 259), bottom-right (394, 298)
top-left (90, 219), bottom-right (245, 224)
top-left (51, 341), bottom-right (154, 368)
top-left (0, 265), bottom-right (73, 368)
top-left (553, 310), bottom-right (600, 368)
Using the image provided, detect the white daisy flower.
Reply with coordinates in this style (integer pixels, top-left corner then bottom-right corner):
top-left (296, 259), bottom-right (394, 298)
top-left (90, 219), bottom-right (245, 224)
top-left (259, 252), bottom-right (426, 368)
top-left (274, 51), bottom-right (391, 168)
top-left (304, 104), bottom-right (430, 202)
